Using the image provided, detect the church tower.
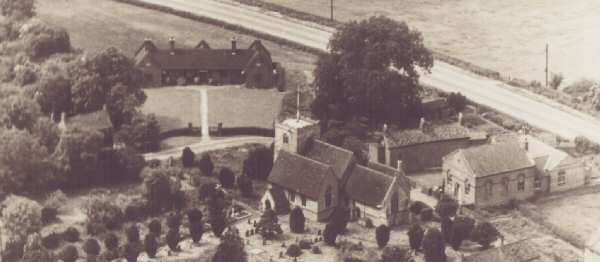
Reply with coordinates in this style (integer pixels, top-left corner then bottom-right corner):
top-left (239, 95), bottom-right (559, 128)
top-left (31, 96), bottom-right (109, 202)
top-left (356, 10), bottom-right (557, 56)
top-left (273, 92), bottom-right (320, 160)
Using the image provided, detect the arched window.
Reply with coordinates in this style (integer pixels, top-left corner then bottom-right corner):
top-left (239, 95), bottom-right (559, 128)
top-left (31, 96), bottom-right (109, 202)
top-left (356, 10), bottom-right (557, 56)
top-left (325, 186), bottom-right (333, 208)
top-left (283, 133), bottom-right (289, 144)
top-left (517, 174), bottom-right (526, 191)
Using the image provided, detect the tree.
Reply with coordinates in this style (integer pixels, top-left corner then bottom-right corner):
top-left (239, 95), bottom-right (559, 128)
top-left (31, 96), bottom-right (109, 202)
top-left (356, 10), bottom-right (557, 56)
top-left (148, 219), bottom-right (162, 237)
top-left (1, 195), bottom-right (42, 244)
top-left (219, 168), bottom-right (235, 188)
top-left (181, 146), bottom-right (195, 167)
top-left (126, 224), bottom-right (140, 243)
top-left (435, 197), bottom-right (458, 218)
top-left (187, 208), bottom-right (203, 224)
top-left (381, 245), bottom-right (410, 262)
top-left (212, 227), bottom-right (247, 262)
top-left (143, 167), bottom-right (182, 214)
top-left (329, 207), bottom-right (350, 234)
top-left (144, 233), bottom-right (158, 258)
top-left (0, 93), bottom-right (41, 130)
top-left (52, 126), bottom-right (104, 188)
top-left (32, 117), bottom-right (59, 153)
top-left (198, 153), bottom-right (214, 176)
top-left (323, 223), bottom-right (338, 246)
top-left (166, 229), bottom-right (180, 252)
top-left (422, 228), bottom-right (446, 262)
top-left (440, 216), bottom-right (453, 243)
top-left (375, 225), bottom-right (390, 248)
top-left (167, 213), bottom-right (183, 231)
top-left (123, 242), bottom-right (140, 262)
top-left (189, 221), bottom-right (204, 243)
top-left (447, 92), bottom-right (467, 112)
top-left (103, 233), bottom-right (119, 261)
top-left (83, 238), bottom-right (101, 258)
top-left (242, 146), bottom-right (273, 180)
top-left (550, 73), bottom-right (564, 90)
top-left (236, 174), bottom-right (253, 198)
top-left (115, 113), bottom-right (160, 153)
top-left (471, 222), bottom-right (500, 249)
top-left (0, 0), bottom-right (35, 20)
top-left (60, 245), bottom-right (78, 262)
top-left (256, 208), bottom-right (283, 240)
top-left (408, 223), bottom-right (424, 252)
top-left (289, 207), bottom-right (305, 233)
top-left (450, 216), bottom-right (475, 250)
top-left (312, 16), bottom-right (433, 125)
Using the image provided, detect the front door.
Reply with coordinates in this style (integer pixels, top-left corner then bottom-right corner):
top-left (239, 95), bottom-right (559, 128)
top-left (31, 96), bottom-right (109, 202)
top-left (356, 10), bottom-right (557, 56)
top-left (264, 199), bottom-right (272, 210)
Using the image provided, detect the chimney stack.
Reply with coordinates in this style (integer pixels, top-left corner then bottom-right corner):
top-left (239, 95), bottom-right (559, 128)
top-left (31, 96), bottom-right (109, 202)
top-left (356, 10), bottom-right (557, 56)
top-left (231, 37), bottom-right (237, 50)
top-left (169, 37), bottom-right (175, 54)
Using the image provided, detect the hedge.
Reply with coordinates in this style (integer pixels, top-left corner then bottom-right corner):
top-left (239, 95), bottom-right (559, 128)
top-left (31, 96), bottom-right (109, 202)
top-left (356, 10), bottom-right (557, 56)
top-left (158, 126), bottom-right (274, 140)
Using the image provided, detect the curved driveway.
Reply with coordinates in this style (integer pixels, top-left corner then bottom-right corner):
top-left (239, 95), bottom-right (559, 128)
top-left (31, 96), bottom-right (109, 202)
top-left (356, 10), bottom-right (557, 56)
top-left (139, 0), bottom-right (600, 142)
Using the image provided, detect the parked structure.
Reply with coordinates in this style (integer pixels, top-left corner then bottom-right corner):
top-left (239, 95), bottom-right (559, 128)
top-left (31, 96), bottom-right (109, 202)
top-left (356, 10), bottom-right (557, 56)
top-left (261, 117), bottom-right (410, 226)
top-left (442, 141), bottom-right (537, 207)
top-left (134, 37), bottom-right (278, 88)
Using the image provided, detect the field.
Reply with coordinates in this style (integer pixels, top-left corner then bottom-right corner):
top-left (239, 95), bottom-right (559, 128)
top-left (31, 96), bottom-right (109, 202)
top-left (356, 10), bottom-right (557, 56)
top-left (36, 0), bottom-right (316, 72)
top-left (254, 0), bottom-right (600, 83)
top-left (141, 86), bottom-right (285, 132)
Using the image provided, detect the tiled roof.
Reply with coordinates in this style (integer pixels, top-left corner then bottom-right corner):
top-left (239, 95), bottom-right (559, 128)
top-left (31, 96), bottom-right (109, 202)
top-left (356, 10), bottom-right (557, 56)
top-left (268, 151), bottom-right (332, 200)
top-left (384, 124), bottom-right (470, 148)
top-left (69, 110), bottom-right (112, 130)
top-left (344, 165), bottom-right (396, 208)
top-left (303, 140), bottom-right (354, 181)
top-left (459, 142), bottom-right (535, 177)
top-left (367, 161), bottom-right (411, 192)
top-left (463, 239), bottom-right (542, 262)
top-left (269, 186), bottom-right (290, 213)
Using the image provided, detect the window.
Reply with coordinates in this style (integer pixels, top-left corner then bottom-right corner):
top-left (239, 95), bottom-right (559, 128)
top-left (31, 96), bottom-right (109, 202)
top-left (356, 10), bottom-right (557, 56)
top-left (283, 133), bottom-right (289, 144)
top-left (301, 195), bottom-right (307, 207)
top-left (534, 176), bottom-right (541, 189)
top-left (289, 191), bottom-right (295, 202)
top-left (558, 171), bottom-right (566, 186)
top-left (325, 186), bottom-right (332, 208)
top-left (502, 177), bottom-right (509, 193)
top-left (486, 180), bottom-right (493, 196)
top-left (465, 183), bottom-right (471, 195)
top-left (517, 174), bottom-right (525, 191)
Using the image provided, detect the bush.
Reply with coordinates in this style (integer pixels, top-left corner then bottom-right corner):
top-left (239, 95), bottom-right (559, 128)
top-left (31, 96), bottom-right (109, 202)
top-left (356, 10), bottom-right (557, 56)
top-left (148, 219), bottom-right (162, 237)
top-left (471, 222), bottom-right (500, 249)
top-left (422, 228), bottom-right (446, 262)
top-left (187, 208), bottom-right (203, 224)
top-left (144, 233), bottom-right (159, 258)
top-left (450, 216), bottom-right (476, 250)
top-left (420, 207), bottom-right (433, 221)
top-left (42, 232), bottom-right (61, 250)
top-left (197, 153), bottom-right (214, 176)
top-left (364, 218), bottom-right (374, 229)
top-left (462, 113), bottom-right (486, 127)
top-left (104, 233), bottom-right (119, 251)
top-left (60, 245), bottom-right (79, 262)
top-left (126, 224), bottom-right (141, 243)
top-left (286, 244), bottom-right (302, 257)
top-left (83, 238), bottom-right (101, 257)
top-left (182, 146), bottom-right (195, 167)
top-left (381, 245), bottom-right (410, 262)
top-left (329, 207), bottom-right (350, 234)
top-left (85, 197), bottom-right (124, 230)
top-left (190, 222), bottom-right (205, 243)
top-left (323, 223), bottom-right (338, 246)
top-left (2, 239), bottom-right (25, 261)
top-left (219, 168), bottom-right (235, 188)
top-left (447, 92), bottom-right (467, 112)
top-left (62, 227), bottom-right (80, 242)
top-left (143, 167), bottom-right (186, 214)
top-left (409, 201), bottom-right (427, 215)
top-left (375, 225), bottom-right (390, 248)
top-left (167, 213), bottom-right (183, 230)
top-left (242, 146), bottom-right (273, 180)
top-left (408, 223), bottom-right (424, 252)
top-left (198, 183), bottom-right (219, 201)
top-left (289, 207), bottom-right (305, 233)
top-left (550, 73), bottom-right (564, 90)
top-left (299, 239), bottom-right (312, 249)
top-left (441, 216), bottom-right (453, 243)
top-left (311, 245), bottom-right (322, 254)
top-left (1, 195), bottom-right (42, 243)
top-left (41, 207), bottom-right (57, 224)
top-left (435, 197), bottom-right (458, 218)
top-left (166, 229), bottom-right (181, 251)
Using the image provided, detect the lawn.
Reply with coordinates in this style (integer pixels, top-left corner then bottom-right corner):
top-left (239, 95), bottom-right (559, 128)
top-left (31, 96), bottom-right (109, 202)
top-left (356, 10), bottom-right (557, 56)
top-left (141, 86), bottom-right (285, 132)
top-left (36, 0), bottom-right (316, 73)
top-left (253, 0), bottom-right (600, 83)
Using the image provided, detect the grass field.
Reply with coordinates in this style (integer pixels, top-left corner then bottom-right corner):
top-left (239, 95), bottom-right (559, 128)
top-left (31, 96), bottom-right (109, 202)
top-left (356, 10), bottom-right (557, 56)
top-left (37, 0), bottom-right (316, 72)
top-left (141, 86), bottom-right (285, 132)
top-left (254, 0), bottom-right (600, 83)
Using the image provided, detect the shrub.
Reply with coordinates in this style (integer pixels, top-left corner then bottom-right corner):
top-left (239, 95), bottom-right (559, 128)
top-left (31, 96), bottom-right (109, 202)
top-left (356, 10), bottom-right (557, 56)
top-left (242, 146), bottom-right (273, 180)
top-left (471, 222), bottom-right (500, 249)
top-left (299, 239), bottom-right (312, 249)
top-left (550, 73), bottom-right (564, 90)
top-left (187, 208), bottom-right (203, 224)
top-left (462, 113), bottom-right (486, 127)
top-left (167, 213), bottom-right (183, 230)
top-left (422, 228), bottom-right (446, 262)
top-left (166, 229), bottom-right (181, 251)
top-left (148, 219), bottom-right (162, 237)
top-left (62, 227), bottom-right (80, 242)
top-left (44, 190), bottom-right (67, 211)
top-left (447, 92), bottom-right (467, 112)
top-left (212, 226), bottom-right (247, 262)
top-left (219, 168), bottom-right (235, 188)
top-left (441, 216), bottom-right (453, 243)
top-left (85, 197), bottom-right (124, 230)
top-left (190, 222), bottom-right (205, 243)
top-left (83, 238), bottom-right (101, 257)
top-left (41, 207), bottom-right (57, 224)
top-left (104, 233), bottom-right (119, 251)
top-left (323, 223), bottom-right (338, 246)
top-left (182, 146), bottom-right (195, 167)
top-left (408, 223), bottom-right (424, 252)
top-left (2, 239), bottom-right (25, 261)
top-left (375, 225), bottom-right (390, 248)
top-left (364, 218), bottom-right (374, 228)
top-left (143, 167), bottom-right (185, 214)
top-left (198, 182), bottom-right (219, 201)
top-left (144, 233), bottom-right (159, 258)
top-left (211, 214), bottom-right (227, 237)
top-left (60, 245), bottom-right (79, 262)
top-left (435, 197), bottom-right (458, 218)
top-left (256, 208), bottom-right (283, 240)
top-left (1, 195), bottom-right (42, 243)
top-left (197, 153), bottom-right (214, 176)
top-left (126, 224), bottom-right (141, 243)
top-left (409, 201), bottom-right (427, 215)
top-left (311, 245), bottom-right (322, 254)
top-left (289, 207), bottom-right (305, 233)
top-left (42, 232), bottom-right (61, 250)
top-left (86, 222), bottom-right (105, 236)
top-left (381, 245), bottom-right (410, 262)
top-left (450, 216), bottom-right (476, 250)
top-left (420, 207), bottom-right (433, 221)
top-left (123, 242), bottom-right (141, 262)
top-left (286, 244), bottom-right (302, 257)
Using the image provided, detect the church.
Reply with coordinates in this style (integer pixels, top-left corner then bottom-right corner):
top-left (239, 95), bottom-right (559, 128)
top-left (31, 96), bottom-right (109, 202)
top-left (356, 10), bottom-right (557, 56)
top-left (261, 116), bottom-right (411, 227)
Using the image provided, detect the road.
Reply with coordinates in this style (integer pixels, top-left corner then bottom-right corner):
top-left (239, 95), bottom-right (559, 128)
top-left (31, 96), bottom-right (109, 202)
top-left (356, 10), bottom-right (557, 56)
top-left (143, 136), bottom-right (273, 161)
top-left (137, 0), bottom-right (600, 143)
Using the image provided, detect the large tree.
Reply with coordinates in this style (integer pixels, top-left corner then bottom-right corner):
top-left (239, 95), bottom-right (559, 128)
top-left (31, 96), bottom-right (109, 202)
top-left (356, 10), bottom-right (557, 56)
top-left (0, 92), bottom-right (41, 130)
top-left (422, 228), bottom-right (446, 262)
top-left (212, 227), bottom-right (247, 262)
top-left (114, 112), bottom-right (160, 152)
top-left (256, 208), bottom-right (283, 240)
top-left (52, 126), bottom-right (104, 188)
top-left (312, 16), bottom-right (433, 126)
top-left (0, 0), bottom-right (35, 21)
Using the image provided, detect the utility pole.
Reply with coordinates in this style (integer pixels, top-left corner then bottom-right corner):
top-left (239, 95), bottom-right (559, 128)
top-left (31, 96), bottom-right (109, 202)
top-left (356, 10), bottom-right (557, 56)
top-left (330, 0), bottom-right (334, 21)
top-left (545, 43), bottom-right (549, 88)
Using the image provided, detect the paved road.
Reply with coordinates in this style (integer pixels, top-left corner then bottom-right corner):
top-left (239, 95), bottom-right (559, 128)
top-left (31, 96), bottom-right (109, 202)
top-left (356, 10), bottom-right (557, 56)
top-left (139, 0), bottom-right (600, 143)
top-left (144, 136), bottom-right (273, 161)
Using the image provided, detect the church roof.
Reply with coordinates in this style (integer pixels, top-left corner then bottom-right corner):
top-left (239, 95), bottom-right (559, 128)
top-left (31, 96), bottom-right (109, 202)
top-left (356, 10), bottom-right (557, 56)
top-left (344, 165), bottom-right (397, 208)
top-left (268, 151), bottom-right (333, 200)
top-left (303, 140), bottom-right (355, 181)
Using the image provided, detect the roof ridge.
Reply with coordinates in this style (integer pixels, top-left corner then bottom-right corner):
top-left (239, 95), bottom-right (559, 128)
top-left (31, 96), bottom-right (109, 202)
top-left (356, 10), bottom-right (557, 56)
top-left (355, 164), bottom-right (394, 181)
top-left (281, 150), bottom-right (332, 171)
top-left (314, 139), bottom-right (355, 155)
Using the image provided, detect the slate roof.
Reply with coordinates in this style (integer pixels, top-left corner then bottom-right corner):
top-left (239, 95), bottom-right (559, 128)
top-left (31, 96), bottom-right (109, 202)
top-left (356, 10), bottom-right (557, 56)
top-left (344, 165), bottom-right (396, 208)
top-left (463, 240), bottom-right (542, 262)
top-left (268, 151), bottom-right (332, 200)
top-left (69, 110), bottom-right (112, 130)
top-left (384, 124), bottom-right (470, 148)
top-left (459, 142), bottom-right (535, 177)
top-left (304, 140), bottom-right (354, 181)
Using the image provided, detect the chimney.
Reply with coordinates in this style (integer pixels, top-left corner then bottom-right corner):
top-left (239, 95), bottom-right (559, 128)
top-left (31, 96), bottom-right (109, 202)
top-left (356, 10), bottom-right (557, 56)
top-left (169, 37), bottom-right (175, 54)
top-left (231, 37), bottom-right (237, 50)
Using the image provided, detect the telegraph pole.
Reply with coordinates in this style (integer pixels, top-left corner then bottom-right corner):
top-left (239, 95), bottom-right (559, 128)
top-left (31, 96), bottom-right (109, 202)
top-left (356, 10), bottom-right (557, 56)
top-left (545, 43), bottom-right (549, 88)
top-left (330, 0), bottom-right (334, 21)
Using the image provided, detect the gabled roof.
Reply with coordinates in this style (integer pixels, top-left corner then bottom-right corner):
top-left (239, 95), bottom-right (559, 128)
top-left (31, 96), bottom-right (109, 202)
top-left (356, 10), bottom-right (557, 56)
top-left (367, 161), bottom-right (411, 193)
top-left (268, 186), bottom-right (290, 213)
top-left (268, 151), bottom-right (333, 200)
top-left (384, 123), bottom-right (470, 148)
top-left (520, 135), bottom-right (571, 171)
top-left (69, 110), bottom-right (112, 130)
top-left (195, 40), bottom-right (210, 49)
top-left (458, 142), bottom-right (535, 178)
top-left (344, 165), bottom-right (397, 208)
top-left (303, 139), bottom-right (354, 181)
top-left (463, 239), bottom-right (542, 262)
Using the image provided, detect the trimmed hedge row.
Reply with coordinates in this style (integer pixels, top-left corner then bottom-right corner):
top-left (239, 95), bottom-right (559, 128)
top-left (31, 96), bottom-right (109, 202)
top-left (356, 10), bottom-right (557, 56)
top-left (112, 0), bottom-right (325, 56)
top-left (158, 126), bottom-right (274, 140)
